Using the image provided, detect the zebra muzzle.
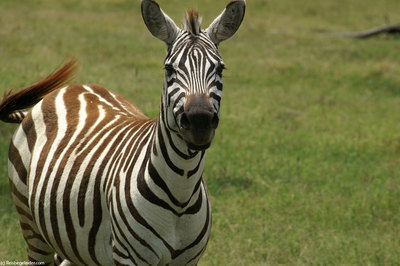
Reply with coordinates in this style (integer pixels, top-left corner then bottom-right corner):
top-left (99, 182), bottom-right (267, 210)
top-left (179, 94), bottom-right (219, 150)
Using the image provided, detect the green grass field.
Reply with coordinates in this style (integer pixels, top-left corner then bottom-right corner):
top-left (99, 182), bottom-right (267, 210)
top-left (1, 0), bottom-right (400, 264)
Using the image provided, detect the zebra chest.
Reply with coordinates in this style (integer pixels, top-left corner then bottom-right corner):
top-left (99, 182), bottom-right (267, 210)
top-left (111, 183), bottom-right (211, 264)
top-left (144, 209), bottom-right (210, 264)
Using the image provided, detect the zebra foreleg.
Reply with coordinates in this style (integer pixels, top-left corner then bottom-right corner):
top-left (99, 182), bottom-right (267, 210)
top-left (58, 260), bottom-right (74, 266)
top-left (54, 254), bottom-right (75, 266)
top-left (54, 254), bottom-right (63, 265)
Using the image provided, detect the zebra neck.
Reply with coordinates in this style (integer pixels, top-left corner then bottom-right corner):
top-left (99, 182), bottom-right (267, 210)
top-left (148, 118), bottom-right (206, 205)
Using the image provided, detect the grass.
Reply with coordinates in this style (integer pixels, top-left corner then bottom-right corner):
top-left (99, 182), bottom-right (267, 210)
top-left (1, 0), bottom-right (400, 264)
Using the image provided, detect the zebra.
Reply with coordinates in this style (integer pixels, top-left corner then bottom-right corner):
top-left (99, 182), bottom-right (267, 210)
top-left (0, 0), bottom-right (245, 265)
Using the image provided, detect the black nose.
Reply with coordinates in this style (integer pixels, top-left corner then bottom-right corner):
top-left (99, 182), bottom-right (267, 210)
top-left (179, 94), bottom-right (219, 149)
top-left (180, 94), bottom-right (219, 131)
top-left (180, 110), bottom-right (219, 130)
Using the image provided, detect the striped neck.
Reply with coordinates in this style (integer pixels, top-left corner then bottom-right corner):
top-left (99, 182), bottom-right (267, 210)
top-left (147, 108), bottom-right (206, 206)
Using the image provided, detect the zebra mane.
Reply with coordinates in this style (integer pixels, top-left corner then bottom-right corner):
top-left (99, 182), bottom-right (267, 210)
top-left (183, 9), bottom-right (202, 36)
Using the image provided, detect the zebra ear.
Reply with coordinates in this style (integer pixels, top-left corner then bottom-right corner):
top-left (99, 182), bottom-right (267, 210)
top-left (206, 0), bottom-right (246, 45)
top-left (141, 0), bottom-right (180, 45)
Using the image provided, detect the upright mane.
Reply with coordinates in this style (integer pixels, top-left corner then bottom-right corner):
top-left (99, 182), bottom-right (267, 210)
top-left (183, 9), bottom-right (202, 36)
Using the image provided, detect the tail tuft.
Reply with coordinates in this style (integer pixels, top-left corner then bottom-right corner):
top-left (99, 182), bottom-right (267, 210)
top-left (0, 59), bottom-right (78, 123)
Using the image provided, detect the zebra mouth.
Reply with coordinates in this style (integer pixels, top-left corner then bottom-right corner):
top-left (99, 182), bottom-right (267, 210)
top-left (179, 125), bottom-right (215, 151)
top-left (179, 126), bottom-right (214, 151)
top-left (186, 141), bottom-right (212, 151)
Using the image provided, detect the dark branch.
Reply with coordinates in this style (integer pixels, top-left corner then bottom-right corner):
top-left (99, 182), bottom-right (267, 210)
top-left (339, 24), bottom-right (400, 39)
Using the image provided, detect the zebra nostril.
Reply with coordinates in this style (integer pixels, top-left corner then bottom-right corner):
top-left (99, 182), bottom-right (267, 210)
top-left (180, 113), bottom-right (191, 130)
top-left (211, 113), bottom-right (219, 129)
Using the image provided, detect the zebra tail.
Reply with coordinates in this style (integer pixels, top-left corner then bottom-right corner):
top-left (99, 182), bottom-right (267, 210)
top-left (0, 59), bottom-right (78, 123)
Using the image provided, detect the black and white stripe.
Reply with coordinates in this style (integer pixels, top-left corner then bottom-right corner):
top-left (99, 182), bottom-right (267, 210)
top-left (2, 0), bottom-right (245, 265)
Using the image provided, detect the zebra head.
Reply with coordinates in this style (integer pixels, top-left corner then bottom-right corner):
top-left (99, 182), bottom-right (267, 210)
top-left (142, 0), bottom-right (246, 150)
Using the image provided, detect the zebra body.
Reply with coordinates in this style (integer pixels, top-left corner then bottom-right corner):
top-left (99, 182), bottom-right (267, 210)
top-left (11, 84), bottom-right (209, 264)
top-left (2, 0), bottom-right (245, 265)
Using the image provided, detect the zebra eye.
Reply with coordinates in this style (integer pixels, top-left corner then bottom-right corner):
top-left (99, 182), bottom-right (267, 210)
top-left (164, 64), bottom-right (176, 76)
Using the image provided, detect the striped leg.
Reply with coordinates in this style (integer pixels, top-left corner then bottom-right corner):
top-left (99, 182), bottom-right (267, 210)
top-left (54, 254), bottom-right (74, 266)
top-left (8, 128), bottom-right (55, 264)
top-left (9, 169), bottom-right (55, 264)
top-left (54, 254), bottom-right (63, 265)
top-left (58, 260), bottom-right (74, 266)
